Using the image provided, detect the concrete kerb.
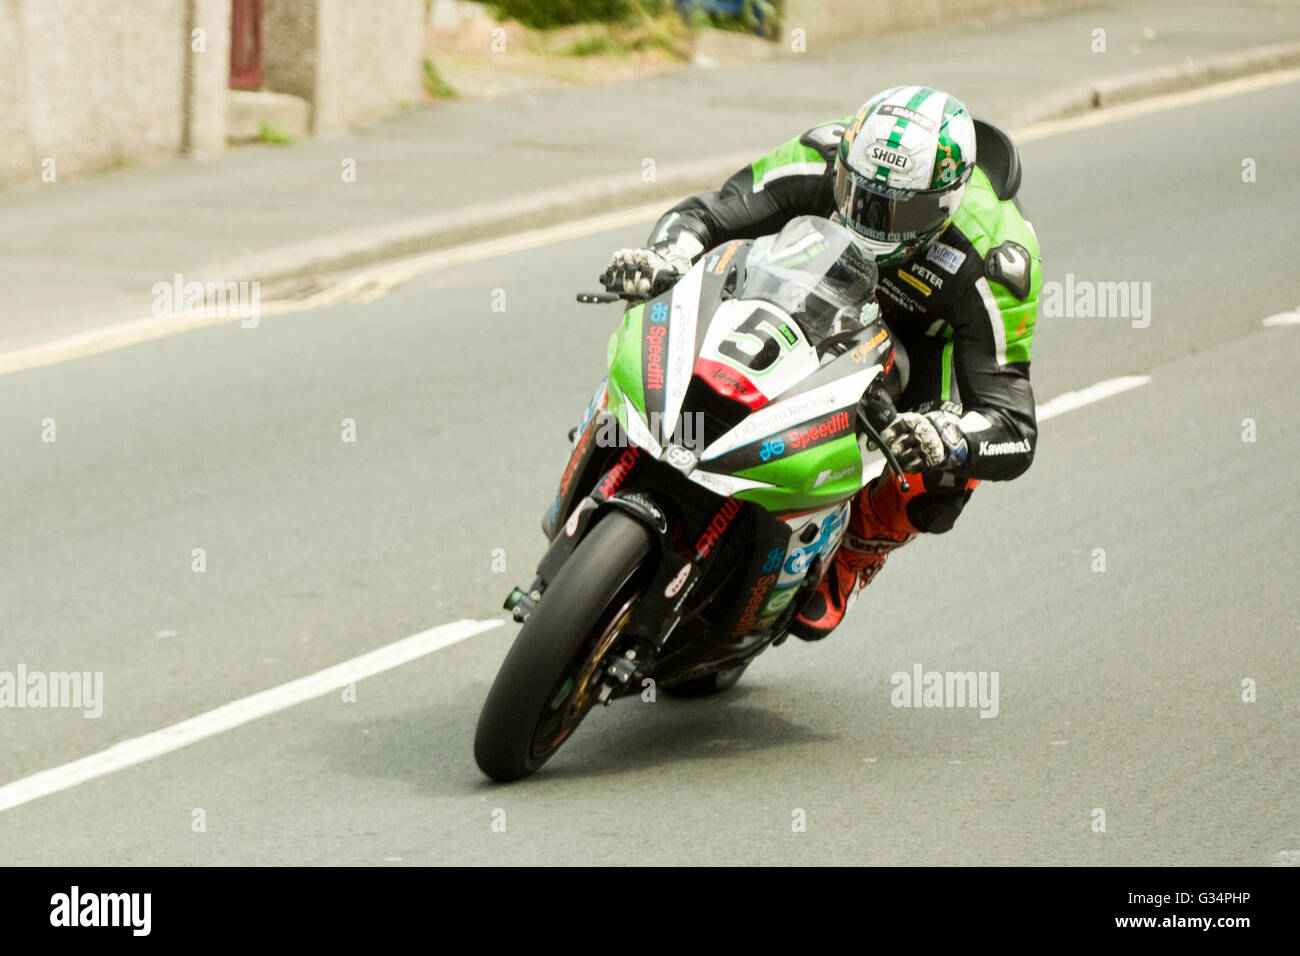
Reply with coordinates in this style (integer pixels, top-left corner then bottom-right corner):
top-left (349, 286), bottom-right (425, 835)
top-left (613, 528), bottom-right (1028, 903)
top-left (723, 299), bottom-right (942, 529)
top-left (207, 39), bottom-right (1300, 289)
top-left (207, 149), bottom-right (758, 288)
top-left (1019, 38), bottom-right (1300, 121)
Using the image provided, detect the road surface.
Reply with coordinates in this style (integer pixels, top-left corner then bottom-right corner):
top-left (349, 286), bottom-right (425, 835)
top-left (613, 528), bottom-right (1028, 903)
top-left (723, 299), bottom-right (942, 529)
top-left (0, 76), bottom-right (1297, 866)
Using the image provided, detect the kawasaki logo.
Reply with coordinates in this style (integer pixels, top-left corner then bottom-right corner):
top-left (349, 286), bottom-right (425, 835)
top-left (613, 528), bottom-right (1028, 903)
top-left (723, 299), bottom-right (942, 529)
top-left (978, 439), bottom-right (1032, 456)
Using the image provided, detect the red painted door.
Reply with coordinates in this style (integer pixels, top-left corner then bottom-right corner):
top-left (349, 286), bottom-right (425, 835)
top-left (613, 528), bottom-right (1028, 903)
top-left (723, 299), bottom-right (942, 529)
top-left (229, 0), bottom-right (263, 90)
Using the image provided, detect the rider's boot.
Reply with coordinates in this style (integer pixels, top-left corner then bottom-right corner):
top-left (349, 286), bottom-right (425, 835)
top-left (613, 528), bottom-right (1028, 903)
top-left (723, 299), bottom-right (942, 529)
top-left (788, 471), bottom-right (920, 641)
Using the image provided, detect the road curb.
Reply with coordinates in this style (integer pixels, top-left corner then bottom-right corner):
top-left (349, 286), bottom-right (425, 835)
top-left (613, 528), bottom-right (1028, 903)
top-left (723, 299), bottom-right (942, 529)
top-left (213, 39), bottom-right (1300, 287)
top-left (210, 150), bottom-right (758, 288)
top-left (1019, 38), bottom-right (1300, 123)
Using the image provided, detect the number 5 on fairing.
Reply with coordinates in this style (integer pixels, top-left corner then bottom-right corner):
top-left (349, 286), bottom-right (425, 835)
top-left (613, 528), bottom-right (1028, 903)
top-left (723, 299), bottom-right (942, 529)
top-left (716, 310), bottom-right (798, 374)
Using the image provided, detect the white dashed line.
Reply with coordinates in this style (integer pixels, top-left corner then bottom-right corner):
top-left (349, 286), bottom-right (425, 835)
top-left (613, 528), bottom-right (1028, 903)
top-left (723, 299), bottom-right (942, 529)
top-left (0, 618), bottom-right (503, 815)
top-left (1262, 309), bottom-right (1300, 327)
top-left (1036, 376), bottom-right (1151, 421)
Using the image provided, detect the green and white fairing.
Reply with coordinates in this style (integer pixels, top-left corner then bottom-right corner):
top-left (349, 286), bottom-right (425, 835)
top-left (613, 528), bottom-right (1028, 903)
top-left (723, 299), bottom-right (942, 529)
top-left (603, 216), bottom-right (897, 517)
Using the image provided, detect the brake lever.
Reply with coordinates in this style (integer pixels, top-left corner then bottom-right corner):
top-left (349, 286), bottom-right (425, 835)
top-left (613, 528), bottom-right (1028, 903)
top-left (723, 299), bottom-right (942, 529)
top-left (856, 391), bottom-right (910, 494)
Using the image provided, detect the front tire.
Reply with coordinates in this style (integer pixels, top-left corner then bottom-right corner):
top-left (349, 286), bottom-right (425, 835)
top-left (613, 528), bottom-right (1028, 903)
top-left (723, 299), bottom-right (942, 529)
top-left (474, 512), bottom-right (653, 782)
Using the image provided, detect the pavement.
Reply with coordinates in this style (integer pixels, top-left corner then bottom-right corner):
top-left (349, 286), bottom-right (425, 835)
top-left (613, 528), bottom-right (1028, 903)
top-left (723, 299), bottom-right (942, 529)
top-left (0, 67), bottom-right (1297, 864)
top-left (2, 0), bottom-right (1300, 352)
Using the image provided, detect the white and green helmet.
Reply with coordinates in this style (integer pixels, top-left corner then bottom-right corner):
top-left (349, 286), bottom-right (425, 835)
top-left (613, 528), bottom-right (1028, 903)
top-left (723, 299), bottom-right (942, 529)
top-left (834, 86), bottom-right (977, 265)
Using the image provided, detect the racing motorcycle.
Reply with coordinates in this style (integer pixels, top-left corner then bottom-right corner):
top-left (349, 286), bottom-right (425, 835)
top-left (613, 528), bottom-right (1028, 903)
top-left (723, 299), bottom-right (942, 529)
top-left (474, 215), bottom-right (912, 782)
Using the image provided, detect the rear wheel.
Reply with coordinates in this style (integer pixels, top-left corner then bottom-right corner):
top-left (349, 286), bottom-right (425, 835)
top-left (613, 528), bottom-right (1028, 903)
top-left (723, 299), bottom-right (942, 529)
top-left (662, 662), bottom-right (748, 698)
top-left (474, 513), bottom-right (654, 782)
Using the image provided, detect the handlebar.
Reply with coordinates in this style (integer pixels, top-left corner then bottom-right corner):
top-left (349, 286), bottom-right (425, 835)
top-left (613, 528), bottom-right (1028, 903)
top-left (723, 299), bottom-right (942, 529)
top-left (857, 386), bottom-right (910, 494)
top-left (577, 290), bottom-right (648, 305)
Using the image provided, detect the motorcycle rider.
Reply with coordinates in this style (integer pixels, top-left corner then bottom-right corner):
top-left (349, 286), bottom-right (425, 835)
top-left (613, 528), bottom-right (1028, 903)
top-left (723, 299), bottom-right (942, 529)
top-left (600, 86), bottom-right (1041, 641)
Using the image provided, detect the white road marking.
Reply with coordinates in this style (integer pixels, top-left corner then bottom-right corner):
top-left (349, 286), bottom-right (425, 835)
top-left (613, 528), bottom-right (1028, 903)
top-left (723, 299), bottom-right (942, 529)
top-left (5, 68), bottom-right (1300, 377)
top-left (0, 200), bottom-right (672, 378)
top-left (0, 373), bottom-right (1154, 816)
top-left (1036, 375), bottom-right (1151, 421)
top-left (0, 618), bottom-right (502, 815)
top-left (0, 354), bottom-right (1147, 807)
top-left (861, 375), bottom-right (1150, 485)
top-left (1262, 308), bottom-right (1300, 327)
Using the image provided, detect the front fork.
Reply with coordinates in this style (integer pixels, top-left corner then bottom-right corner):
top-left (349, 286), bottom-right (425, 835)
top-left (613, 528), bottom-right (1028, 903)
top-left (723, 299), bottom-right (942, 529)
top-left (509, 443), bottom-right (744, 700)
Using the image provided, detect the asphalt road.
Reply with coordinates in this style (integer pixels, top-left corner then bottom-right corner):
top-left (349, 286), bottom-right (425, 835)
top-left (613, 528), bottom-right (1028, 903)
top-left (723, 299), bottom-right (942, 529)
top-left (1, 78), bottom-right (1297, 865)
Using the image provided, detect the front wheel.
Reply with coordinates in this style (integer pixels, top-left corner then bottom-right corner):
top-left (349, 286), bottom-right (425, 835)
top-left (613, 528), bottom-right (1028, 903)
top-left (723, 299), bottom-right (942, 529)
top-left (474, 512), bottom-right (654, 782)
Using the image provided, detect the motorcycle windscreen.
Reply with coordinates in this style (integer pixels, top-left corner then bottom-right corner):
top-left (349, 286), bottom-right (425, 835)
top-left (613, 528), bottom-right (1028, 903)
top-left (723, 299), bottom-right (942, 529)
top-left (739, 216), bottom-right (878, 345)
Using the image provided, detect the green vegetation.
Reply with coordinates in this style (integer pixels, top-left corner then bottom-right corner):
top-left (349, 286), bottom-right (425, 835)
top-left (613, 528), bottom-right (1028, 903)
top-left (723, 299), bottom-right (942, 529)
top-left (567, 33), bottom-right (623, 56)
top-left (565, 20), bottom-right (683, 57)
top-left (483, 0), bottom-right (778, 44)
top-left (422, 57), bottom-right (458, 99)
top-left (488, 1), bottom-right (668, 30)
top-left (256, 122), bottom-right (294, 145)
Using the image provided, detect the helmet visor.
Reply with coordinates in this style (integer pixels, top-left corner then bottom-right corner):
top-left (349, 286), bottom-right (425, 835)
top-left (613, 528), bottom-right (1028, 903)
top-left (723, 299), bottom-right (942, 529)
top-left (834, 161), bottom-right (958, 244)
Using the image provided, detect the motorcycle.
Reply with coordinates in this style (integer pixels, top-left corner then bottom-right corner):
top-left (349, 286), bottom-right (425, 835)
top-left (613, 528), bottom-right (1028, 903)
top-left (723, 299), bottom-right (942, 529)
top-left (474, 215), bottom-right (912, 782)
